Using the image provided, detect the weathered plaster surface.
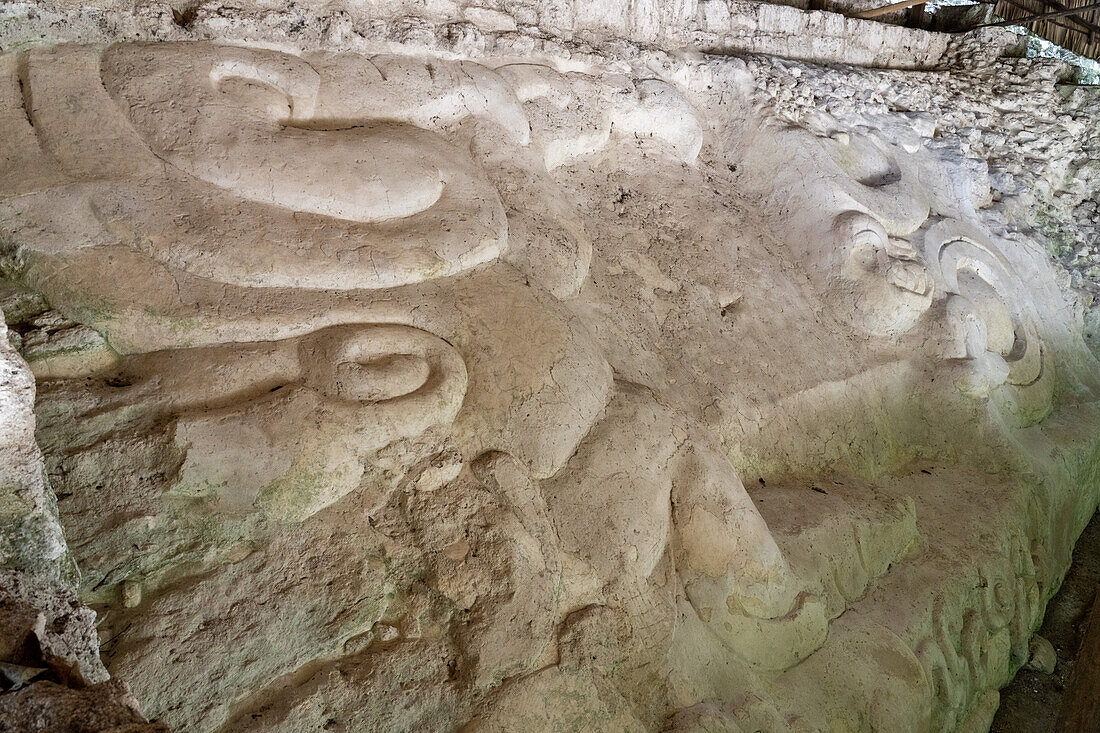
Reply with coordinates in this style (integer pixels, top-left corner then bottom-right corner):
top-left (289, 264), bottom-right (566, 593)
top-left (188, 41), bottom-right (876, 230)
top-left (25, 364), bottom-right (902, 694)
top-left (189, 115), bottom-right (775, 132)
top-left (0, 2), bottom-right (1097, 731)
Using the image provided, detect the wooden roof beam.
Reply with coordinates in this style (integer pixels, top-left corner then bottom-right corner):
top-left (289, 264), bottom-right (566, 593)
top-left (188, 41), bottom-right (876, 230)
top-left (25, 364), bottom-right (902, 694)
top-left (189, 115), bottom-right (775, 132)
top-left (976, 0), bottom-right (1100, 27)
top-left (998, 0), bottom-right (1100, 38)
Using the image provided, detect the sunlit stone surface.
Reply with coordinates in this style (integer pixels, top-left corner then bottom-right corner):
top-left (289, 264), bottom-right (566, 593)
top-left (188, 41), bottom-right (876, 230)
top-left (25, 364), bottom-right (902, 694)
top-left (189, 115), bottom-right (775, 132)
top-left (0, 3), bottom-right (1098, 730)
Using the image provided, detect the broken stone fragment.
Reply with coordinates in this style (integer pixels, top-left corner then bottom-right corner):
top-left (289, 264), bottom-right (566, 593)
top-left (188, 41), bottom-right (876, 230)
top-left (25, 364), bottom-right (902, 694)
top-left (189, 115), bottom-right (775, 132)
top-left (0, 576), bottom-right (105, 689)
top-left (0, 679), bottom-right (169, 733)
top-left (1025, 634), bottom-right (1057, 674)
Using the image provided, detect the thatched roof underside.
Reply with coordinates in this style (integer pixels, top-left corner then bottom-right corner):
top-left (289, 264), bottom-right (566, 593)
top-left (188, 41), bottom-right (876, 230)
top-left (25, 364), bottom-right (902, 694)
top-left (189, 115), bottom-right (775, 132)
top-left (994, 0), bottom-right (1100, 60)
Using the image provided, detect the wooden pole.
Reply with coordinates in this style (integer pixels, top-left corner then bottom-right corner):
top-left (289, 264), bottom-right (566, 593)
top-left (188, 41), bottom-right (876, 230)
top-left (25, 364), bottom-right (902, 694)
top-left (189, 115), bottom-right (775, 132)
top-left (906, 2), bottom-right (927, 27)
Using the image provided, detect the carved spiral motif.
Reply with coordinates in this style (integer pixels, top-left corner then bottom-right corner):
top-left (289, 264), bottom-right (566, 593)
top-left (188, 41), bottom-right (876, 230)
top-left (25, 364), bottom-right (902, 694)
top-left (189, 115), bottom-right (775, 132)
top-left (920, 219), bottom-right (1052, 422)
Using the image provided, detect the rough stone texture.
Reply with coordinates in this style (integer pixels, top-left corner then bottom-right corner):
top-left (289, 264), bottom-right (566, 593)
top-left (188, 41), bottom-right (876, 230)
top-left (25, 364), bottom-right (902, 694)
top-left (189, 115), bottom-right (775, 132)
top-left (992, 512), bottom-right (1100, 730)
top-left (739, 53), bottom-right (1100, 358)
top-left (0, 301), bottom-right (70, 582)
top-left (0, 679), bottom-right (168, 733)
top-left (0, 0), bottom-right (1016, 70)
top-left (0, 2), bottom-right (1096, 732)
top-left (0, 302), bottom-right (163, 727)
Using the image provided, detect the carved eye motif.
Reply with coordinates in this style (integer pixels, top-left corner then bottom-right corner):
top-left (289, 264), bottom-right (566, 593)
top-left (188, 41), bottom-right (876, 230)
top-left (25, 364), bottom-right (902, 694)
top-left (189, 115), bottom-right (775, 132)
top-left (829, 132), bottom-right (930, 236)
top-left (170, 324), bottom-right (468, 522)
top-left (830, 211), bottom-right (933, 337)
top-left (832, 134), bottom-right (903, 188)
top-left (298, 324), bottom-right (468, 415)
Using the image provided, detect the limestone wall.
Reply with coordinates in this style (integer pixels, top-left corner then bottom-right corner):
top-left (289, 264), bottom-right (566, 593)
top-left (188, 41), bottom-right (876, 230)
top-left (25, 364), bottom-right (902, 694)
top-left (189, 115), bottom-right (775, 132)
top-left (3, 0), bottom-right (1013, 69)
top-left (0, 3), bottom-right (1097, 732)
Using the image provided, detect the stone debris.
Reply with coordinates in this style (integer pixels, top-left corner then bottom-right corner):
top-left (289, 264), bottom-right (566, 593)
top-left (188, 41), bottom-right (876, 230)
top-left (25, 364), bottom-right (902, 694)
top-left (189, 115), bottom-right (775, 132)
top-left (1026, 634), bottom-right (1058, 674)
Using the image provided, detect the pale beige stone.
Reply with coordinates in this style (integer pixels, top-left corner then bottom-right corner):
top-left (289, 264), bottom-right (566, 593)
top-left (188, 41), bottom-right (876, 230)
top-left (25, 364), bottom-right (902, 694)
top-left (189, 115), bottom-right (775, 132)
top-left (0, 13), bottom-right (1095, 733)
top-left (1026, 634), bottom-right (1057, 674)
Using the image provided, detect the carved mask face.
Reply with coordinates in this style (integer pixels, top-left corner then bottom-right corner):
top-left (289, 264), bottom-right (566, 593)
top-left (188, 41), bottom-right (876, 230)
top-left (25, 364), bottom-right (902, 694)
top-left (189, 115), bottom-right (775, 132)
top-left (3, 42), bottom-right (611, 488)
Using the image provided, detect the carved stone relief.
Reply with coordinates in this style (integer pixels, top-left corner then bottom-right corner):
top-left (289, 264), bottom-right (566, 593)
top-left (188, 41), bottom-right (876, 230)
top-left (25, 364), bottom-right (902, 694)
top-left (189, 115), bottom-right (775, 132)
top-left (0, 23), bottom-right (1097, 733)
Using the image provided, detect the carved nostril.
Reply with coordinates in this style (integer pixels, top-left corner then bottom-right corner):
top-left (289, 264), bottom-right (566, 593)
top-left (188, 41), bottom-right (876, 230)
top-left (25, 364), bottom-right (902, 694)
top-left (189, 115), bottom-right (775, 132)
top-left (833, 211), bottom-right (888, 272)
top-left (327, 354), bottom-right (431, 402)
top-left (888, 260), bottom-right (931, 296)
